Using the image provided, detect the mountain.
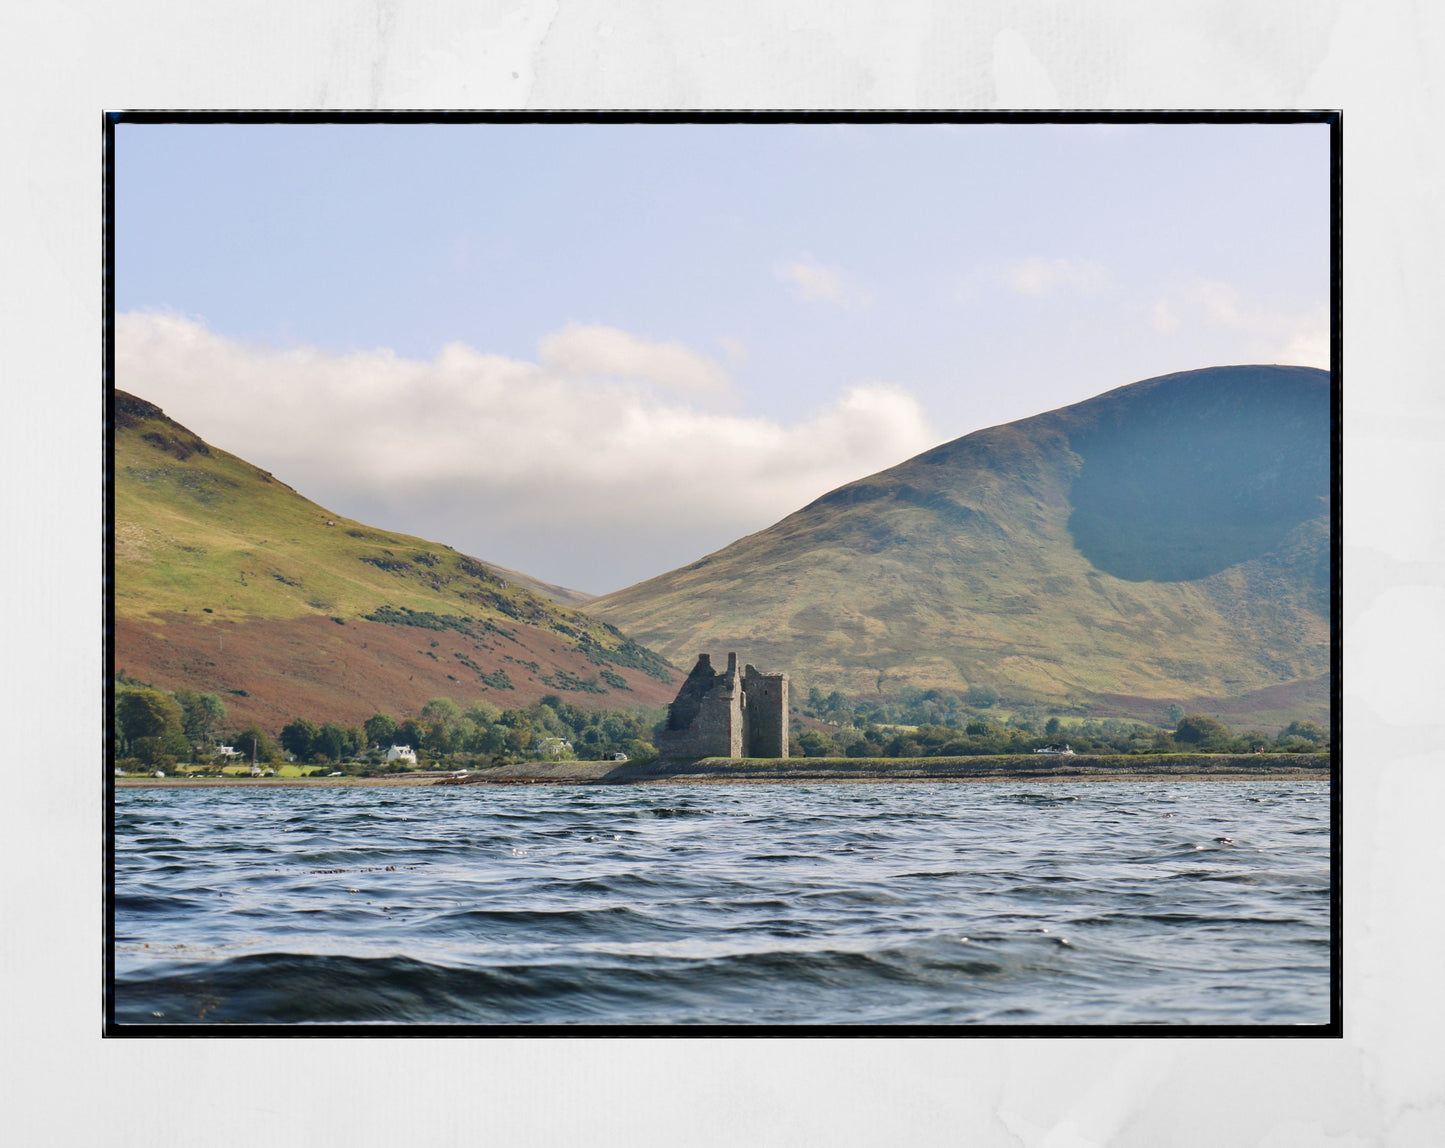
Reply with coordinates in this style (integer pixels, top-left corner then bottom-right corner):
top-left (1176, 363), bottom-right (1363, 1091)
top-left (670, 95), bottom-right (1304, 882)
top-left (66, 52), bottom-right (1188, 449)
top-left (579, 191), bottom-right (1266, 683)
top-left (112, 391), bottom-right (675, 729)
top-left (483, 562), bottom-right (594, 607)
top-left (587, 366), bottom-right (1331, 729)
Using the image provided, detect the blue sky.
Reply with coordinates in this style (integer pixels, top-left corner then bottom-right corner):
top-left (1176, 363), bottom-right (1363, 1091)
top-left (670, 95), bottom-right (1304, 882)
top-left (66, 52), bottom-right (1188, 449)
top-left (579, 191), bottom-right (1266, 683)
top-left (116, 120), bottom-right (1330, 593)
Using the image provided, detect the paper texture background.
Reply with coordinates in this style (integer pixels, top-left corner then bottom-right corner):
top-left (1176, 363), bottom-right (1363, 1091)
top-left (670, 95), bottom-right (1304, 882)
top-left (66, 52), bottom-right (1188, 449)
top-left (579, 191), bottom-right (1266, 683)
top-left (3, 2), bottom-right (1439, 1143)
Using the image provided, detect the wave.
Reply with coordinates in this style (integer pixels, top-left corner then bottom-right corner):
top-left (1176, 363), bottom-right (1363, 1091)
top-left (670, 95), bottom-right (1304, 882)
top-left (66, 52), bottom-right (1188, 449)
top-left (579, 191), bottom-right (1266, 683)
top-left (112, 779), bottom-right (1332, 1026)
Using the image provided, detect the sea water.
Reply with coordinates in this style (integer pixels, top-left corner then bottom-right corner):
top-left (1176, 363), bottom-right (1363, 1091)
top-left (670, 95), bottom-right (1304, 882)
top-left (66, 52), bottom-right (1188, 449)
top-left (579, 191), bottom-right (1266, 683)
top-left (112, 780), bottom-right (1331, 1026)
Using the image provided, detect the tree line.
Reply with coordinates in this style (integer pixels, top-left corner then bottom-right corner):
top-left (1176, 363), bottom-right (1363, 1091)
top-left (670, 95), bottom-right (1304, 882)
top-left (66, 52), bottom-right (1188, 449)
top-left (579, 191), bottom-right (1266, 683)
top-left (796, 684), bottom-right (1329, 758)
top-left (113, 676), bottom-right (1330, 773)
top-left (112, 678), bottom-right (662, 774)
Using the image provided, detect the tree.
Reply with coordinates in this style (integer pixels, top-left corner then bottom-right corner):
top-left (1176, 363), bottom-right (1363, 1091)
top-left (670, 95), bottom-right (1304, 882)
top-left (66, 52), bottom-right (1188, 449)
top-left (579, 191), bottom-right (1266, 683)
top-left (116, 689), bottom-right (184, 755)
top-left (1006, 730), bottom-right (1034, 753)
top-left (469, 724), bottom-right (507, 755)
top-left (966, 683), bottom-right (999, 708)
top-left (797, 730), bottom-right (837, 758)
top-left (174, 689), bottom-right (226, 746)
top-left (423, 720), bottom-right (452, 756)
top-left (316, 722), bottom-right (353, 762)
top-left (233, 725), bottom-right (279, 763)
top-left (464, 700), bottom-right (502, 727)
top-left (1044, 717), bottom-right (1061, 736)
top-left (421, 697), bottom-right (462, 732)
top-left (280, 718), bottom-right (320, 761)
top-left (134, 729), bottom-right (192, 766)
top-left (1281, 720), bottom-right (1328, 745)
top-left (1174, 714), bottom-right (1231, 747)
top-left (533, 704), bottom-right (568, 738)
top-left (364, 712), bottom-right (398, 748)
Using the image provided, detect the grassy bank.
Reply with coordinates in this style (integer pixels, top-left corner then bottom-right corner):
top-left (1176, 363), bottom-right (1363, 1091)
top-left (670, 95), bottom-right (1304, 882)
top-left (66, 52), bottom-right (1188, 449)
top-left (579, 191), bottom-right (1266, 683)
top-left (115, 751), bottom-right (1330, 787)
top-left (585, 752), bottom-right (1330, 784)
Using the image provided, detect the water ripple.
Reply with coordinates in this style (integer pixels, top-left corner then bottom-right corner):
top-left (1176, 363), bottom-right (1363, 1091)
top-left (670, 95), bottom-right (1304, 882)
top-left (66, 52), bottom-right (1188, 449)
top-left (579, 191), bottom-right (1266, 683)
top-left (114, 780), bottom-right (1331, 1025)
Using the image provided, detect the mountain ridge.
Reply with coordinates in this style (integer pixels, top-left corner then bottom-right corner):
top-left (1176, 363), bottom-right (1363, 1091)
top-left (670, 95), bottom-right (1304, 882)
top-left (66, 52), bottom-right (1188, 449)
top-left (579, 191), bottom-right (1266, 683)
top-left (587, 365), bottom-right (1331, 727)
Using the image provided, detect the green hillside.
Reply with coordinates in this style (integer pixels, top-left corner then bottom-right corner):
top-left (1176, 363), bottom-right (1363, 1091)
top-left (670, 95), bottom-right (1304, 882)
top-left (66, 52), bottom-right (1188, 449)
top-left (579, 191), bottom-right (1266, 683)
top-left (112, 391), bottom-right (675, 727)
top-left (114, 392), bottom-right (598, 621)
top-left (587, 366), bottom-right (1331, 728)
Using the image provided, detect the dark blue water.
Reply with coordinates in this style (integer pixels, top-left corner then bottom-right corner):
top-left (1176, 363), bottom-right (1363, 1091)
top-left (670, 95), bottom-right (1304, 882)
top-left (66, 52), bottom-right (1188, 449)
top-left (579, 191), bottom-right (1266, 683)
top-left (113, 781), bottom-right (1331, 1026)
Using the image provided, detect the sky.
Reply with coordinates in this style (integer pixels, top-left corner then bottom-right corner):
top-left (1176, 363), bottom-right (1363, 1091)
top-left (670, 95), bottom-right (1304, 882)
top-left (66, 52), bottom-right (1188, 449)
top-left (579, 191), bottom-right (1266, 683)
top-left (115, 120), bottom-right (1330, 594)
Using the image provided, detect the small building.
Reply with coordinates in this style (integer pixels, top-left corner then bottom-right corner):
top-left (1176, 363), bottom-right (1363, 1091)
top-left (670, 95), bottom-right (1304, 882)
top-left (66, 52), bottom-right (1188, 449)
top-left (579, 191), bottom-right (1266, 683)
top-left (386, 744), bottom-right (417, 765)
top-left (1033, 744), bottom-right (1075, 755)
top-left (536, 737), bottom-right (572, 758)
top-left (214, 745), bottom-right (242, 759)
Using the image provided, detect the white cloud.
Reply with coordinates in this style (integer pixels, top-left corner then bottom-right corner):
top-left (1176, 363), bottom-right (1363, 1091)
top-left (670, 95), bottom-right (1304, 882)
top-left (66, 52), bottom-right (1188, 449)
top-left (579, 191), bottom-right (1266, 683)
top-left (774, 255), bottom-right (872, 309)
top-left (1150, 298), bottom-right (1181, 334)
top-left (716, 335), bottom-right (749, 366)
top-left (1003, 256), bottom-right (1110, 298)
top-left (116, 312), bottom-right (935, 592)
top-left (536, 322), bottom-right (730, 395)
top-left (1275, 309), bottom-right (1330, 368)
top-left (1194, 280), bottom-right (1242, 325)
top-left (1147, 280), bottom-right (1329, 369)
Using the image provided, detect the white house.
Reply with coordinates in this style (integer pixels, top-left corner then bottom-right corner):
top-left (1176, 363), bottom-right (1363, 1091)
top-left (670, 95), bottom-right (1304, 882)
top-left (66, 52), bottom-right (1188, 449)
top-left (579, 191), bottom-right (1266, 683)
top-left (536, 737), bottom-right (572, 758)
top-left (386, 744), bottom-right (417, 765)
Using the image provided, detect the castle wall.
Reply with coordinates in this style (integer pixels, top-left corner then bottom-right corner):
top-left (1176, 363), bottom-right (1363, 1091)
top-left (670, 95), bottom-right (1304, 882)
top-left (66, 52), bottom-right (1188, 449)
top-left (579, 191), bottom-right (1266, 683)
top-left (659, 651), bottom-right (788, 760)
top-left (657, 652), bottom-right (742, 758)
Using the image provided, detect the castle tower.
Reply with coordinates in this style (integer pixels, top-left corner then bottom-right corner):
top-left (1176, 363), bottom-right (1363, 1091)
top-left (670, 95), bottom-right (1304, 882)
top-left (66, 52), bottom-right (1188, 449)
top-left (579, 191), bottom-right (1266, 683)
top-left (742, 663), bottom-right (789, 758)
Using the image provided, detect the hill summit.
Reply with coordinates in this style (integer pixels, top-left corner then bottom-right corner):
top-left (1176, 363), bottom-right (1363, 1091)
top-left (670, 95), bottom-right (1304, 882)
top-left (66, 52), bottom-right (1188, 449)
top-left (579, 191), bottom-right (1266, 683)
top-left (587, 365), bottom-right (1331, 728)
top-left (112, 391), bottom-right (676, 729)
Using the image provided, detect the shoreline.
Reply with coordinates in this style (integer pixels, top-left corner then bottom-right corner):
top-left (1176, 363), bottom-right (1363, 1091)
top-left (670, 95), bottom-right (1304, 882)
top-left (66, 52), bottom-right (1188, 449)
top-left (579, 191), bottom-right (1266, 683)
top-left (116, 752), bottom-right (1329, 788)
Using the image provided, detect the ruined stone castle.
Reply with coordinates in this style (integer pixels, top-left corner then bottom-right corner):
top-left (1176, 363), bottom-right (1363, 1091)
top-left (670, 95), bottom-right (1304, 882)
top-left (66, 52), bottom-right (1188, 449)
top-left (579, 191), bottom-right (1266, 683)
top-left (656, 652), bottom-right (789, 759)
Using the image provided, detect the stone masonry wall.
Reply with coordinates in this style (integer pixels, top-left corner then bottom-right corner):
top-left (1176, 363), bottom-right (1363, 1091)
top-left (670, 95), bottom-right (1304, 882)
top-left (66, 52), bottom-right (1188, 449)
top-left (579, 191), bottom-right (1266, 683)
top-left (657, 652), bottom-right (742, 758)
top-left (659, 652), bottom-right (788, 759)
top-left (743, 665), bottom-right (789, 758)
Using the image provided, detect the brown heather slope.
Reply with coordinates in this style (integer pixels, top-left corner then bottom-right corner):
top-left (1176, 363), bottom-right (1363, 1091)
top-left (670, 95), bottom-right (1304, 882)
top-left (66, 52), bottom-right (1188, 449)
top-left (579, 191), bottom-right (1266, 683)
top-left (113, 613), bottom-right (676, 731)
top-left (587, 366), bottom-right (1331, 728)
top-left (113, 391), bottom-right (675, 729)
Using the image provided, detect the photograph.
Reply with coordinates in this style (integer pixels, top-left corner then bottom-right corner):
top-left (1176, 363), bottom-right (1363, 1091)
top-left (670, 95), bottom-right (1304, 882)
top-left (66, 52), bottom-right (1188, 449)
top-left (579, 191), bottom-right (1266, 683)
top-left (108, 114), bottom-right (1336, 1029)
